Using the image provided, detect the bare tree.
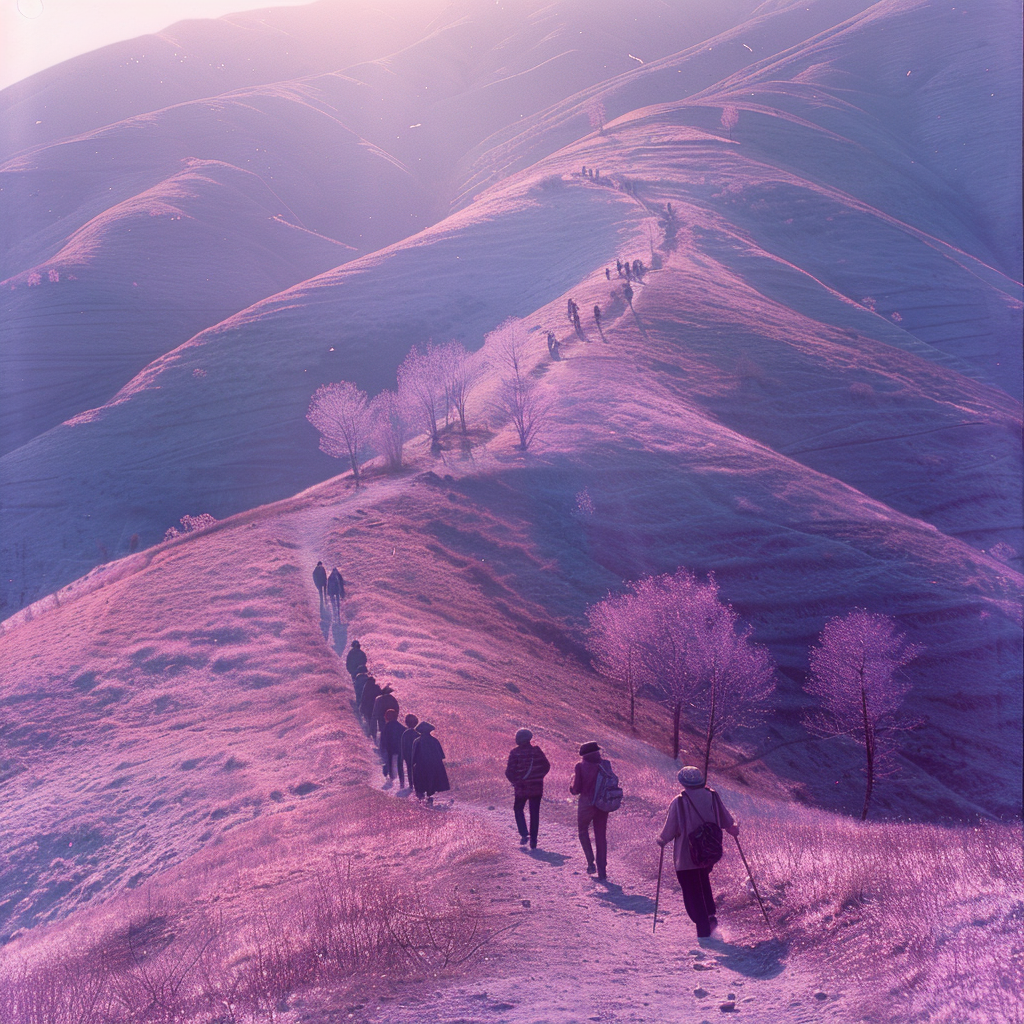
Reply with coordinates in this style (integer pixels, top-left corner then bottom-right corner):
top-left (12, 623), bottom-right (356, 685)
top-left (369, 389), bottom-right (406, 471)
top-left (439, 341), bottom-right (482, 434)
top-left (586, 99), bottom-right (607, 134)
top-left (805, 610), bottom-right (923, 820)
top-left (588, 592), bottom-right (644, 729)
top-left (397, 343), bottom-right (445, 448)
top-left (721, 105), bottom-right (739, 141)
top-left (489, 318), bottom-right (549, 451)
top-left (307, 381), bottom-right (370, 485)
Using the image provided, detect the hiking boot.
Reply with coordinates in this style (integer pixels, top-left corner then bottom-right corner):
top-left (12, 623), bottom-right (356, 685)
top-left (529, 839), bottom-right (538, 850)
top-left (597, 871), bottom-right (607, 881)
top-left (586, 862), bottom-right (597, 874)
top-left (519, 835), bottom-right (530, 845)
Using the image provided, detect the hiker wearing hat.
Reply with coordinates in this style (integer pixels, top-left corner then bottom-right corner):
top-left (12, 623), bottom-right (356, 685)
top-left (411, 722), bottom-right (450, 805)
top-left (505, 729), bottom-right (551, 848)
top-left (569, 741), bottom-right (613, 879)
top-left (371, 685), bottom-right (399, 744)
top-left (346, 641), bottom-right (367, 679)
top-left (657, 765), bottom-right (739, 940)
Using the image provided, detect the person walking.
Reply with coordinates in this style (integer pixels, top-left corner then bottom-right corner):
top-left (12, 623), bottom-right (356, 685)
top-left (411, 722), bottom-right (450, 805)
top-left (400, 714), bottom-right (419, 792)
top-left (570, 741), bottom-right (612, 879)
top-left (380, 708), bottom-right (406, 787)
top-left (656, 765), bottom-right (739, 941)
top-left (359, 675), bottom-right (381, 729)
top-left (504, 729), bottom-right (551, 849)
top-left (353, 669), bottom-right (370, 707)
top-left (371, 684), bottom-right (399, 744)
top-left (327, 567), bottom-right (345, 617)
top-left (313, 561), bottom-right (327, 607)
top-left (346, 641), bottom-right (367, 679)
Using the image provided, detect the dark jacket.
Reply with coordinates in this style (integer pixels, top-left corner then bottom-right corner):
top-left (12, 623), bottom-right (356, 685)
top-left (505, 743), bottom-right (551, 799)
top-left (327, 569), bottom-right (345, 598)
top-left (570, 751), bottom-right (610, 814)
top-left (372, 690), bottom-right (399, 734)
top-left (380, 719), bottom-right (406, 758)
top-left (359, 679), bottom-right (381, 721)
top-left (346, 646), bottom-right (367, 677)
top-left (412, 726), bottom-right (450, 795)
top-left (313, 564), bottom-right (327, 590)
top-left (353, 671), bottom-right (369, 703)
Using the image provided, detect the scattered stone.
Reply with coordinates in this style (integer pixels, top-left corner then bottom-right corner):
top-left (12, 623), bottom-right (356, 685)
top-left (728, 993), bottom-right (736, 1000)
top-left (521, 899), bottom-right (531, 908)
top-left (693, 962), bottom-right (714, 971)
top-left (719, 1001), bottom-right (738, 1013)
top-left (694, 987), bottom-right (709, 998)
top-left (814, 992), bottom-right (829, 1001)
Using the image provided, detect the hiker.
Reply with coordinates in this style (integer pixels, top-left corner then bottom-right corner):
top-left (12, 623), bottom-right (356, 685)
top-left (327, 567), bottom-right (345, 616)
top-left (346, 641), bottom-right (367, 678)
top-left (656, 765), bottom-right (738, 941)
top-left (505, 729), bottom-right (551, 849)
top-left (570, 741), bottom-right (613, 879)
top-left (605, 267), bottom-right (611, 280)
top-left (359, 675), bottom-right (381, 728)
top-left (401, 714), bottom-right (419, 791)
top-left (380, 708), bottom-right (406, 787)
top-left (353, 668), bottom-right (370, 705)
top-left (412, 722), bottom-right (450, 805)
top-left (572, 309), bottom-right (582, 334)
top-left (616, 259), bottom-right (623, 277)
top-left (624, 282), bottom-right (634, 306)
top-left (633, 259), bottom-right (644, 280)
top-left (313, 561), bottom-right (327, 607)
top-left (371, 684), bottom-right (399, 744)
top-left (593, 304), bottom-right (602, 328)
top-left (547, 330), bottom-right (558, 356)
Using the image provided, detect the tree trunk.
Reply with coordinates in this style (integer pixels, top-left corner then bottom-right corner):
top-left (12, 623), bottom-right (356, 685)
top-left (629, 687), bottom-right (635, 730)
top-left (860, 683), bottom-right (874, 821)
top-left (672, 701), bottom-right (682, 760)
top-left (702, 681), bottom-right (717, 777)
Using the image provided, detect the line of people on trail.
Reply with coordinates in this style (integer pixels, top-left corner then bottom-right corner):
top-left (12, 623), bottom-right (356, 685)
top-left (504, 730), bottom-right (739, 941)
top-left (313, 560), bottom-right (346, 619)
top-left (344, 641), bottom-right (451, 805)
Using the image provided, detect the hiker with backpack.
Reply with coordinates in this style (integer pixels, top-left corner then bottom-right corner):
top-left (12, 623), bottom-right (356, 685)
top-left (313, 561), bottom-right (327, 608)
top-left (505, 728), bottom-right (551, 849)
top-left (327, 567), bottom-right (345, 617)
top-left (656, 765), bottom-right (738, 940)
top-left (569, 741), bottom-right (622, 880)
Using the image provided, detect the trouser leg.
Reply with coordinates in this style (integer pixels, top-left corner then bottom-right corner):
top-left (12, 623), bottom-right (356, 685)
top-left (676, 869), bottom-right (713, 937)
top-left (577, 811), bottom-right (595, 866)
top-left (528, 796), bottom-right (541, 844)
top-left (404, 757), bottom-right (414, 791)
top-left (592, 810), bottom-right (608, 874)
top-left (513, 796), bottom-right (528, 837)
top-left (396, 755), bottom-right (405, 788)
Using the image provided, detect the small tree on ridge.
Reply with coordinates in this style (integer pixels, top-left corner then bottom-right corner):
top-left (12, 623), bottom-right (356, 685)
top-left (805, 609), bottom-right (923, 820)
top-left (307, 381), bottom-right (370, 485)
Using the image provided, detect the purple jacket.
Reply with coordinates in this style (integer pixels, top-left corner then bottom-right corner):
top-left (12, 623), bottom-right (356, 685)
top-left (658, 787), bottom-right (737, 871)
top-left (569, 750), bottom-right (608, 814)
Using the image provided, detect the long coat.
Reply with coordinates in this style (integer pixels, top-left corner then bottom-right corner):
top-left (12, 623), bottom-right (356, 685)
top-left (505, 743), bottom-right (551, 799)
top-left (412, 732), bottom-right (450, 795)
top-left (359, 680), bottom-right (381, 721)
top-left (346, 647), bottom-right (367, 677)
top-left (380, 719), bottom-right (405, 758)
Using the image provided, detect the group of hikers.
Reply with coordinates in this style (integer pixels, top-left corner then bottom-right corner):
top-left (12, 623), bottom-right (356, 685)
top-left (344, 640), bottom-right (451, 805)
top-left (312, 560), bottom-right (345, 619)
top-left (316, 567), bottom-right (742, 942)
top-left (504, 729), bottom-right (739, 940)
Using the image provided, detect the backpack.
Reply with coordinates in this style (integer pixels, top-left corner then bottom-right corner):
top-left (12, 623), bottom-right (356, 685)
top-left (592, 760), bottom-right (623, 812)
top-left (682, 792), bottom-right (723, 868)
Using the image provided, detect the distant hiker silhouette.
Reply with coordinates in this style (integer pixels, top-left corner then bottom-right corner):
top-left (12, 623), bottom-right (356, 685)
top-left (505, 728), bottom-right (551, 848)
top-left (346, 641), bottom-right (367, 678)
top-left (593, 304), bottom-right (602, 327)
top-left (371, 685), bottom-right (399, 744)
top-left (313, 561), bottom-right (327, 607)
top-left (657, 766), bottom-right (738, 941)
top-left (412, 722), bottom-right (450, 805)
top-left (547, 330), bottom-right (559, 359)
top-left (616, 259), bottom-right (623, 277)
top-left (327, 567), bottom-right (345, 617)
top-left (570, 741), bottom-right (616, 880)
top-left (605, 268), bottom-right (611, 280)
top-left (401, 714), bottom-right (419, 792)
top-left (380, 708), bottom-right (406, 787)
top-left (359, 675), bottom-right (381, 730)
top-left (353, 668), bottom-right (370, 705)
top-left (624, 282), bottom-right (634, 306)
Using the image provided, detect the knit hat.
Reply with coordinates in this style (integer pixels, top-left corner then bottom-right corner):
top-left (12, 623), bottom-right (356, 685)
top-left (350, 641), bottom-right (360, 648)
top-left (678, 765), bottom-right (705, 788)
top-left (579, 741), bottom-right (601, 756)
top-left (515, 728), bottom-right (533, 745)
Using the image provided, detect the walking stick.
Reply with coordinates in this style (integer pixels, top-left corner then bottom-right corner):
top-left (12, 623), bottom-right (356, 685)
top-left (652, 844), bottom-right (665, 933)
top-left (732, 834), bottom-right (776, 937)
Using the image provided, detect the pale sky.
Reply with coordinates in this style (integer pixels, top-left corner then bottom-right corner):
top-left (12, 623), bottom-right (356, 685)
top-left (0, 0), bottom-right (315, 92)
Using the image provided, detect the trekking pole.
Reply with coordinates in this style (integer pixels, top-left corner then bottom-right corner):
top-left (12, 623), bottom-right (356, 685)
top-left (732, 834), bottom-right (776, 938)
top-left (652, 844), bottom-right (665, 933)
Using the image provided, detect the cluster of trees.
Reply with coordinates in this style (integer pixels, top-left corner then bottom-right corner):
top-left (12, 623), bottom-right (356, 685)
top-left (308, 319), bottom-right (552, 483)
top-left (588, 569), bottom-right (922, 819)
top-left (307, 341), bottom-right (483, 484)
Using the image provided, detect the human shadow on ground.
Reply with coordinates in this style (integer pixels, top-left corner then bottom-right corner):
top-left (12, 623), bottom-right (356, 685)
top-left (319, 605), bottom-right (331, 640)
top-left (520, 847), bottom-right (570, 867)
top-left (591, 881), bottom-right (657, 914)
top-left (331, 618), bottom-right (348, 655)
top-left (711, 938), bottom-right (789, 979)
